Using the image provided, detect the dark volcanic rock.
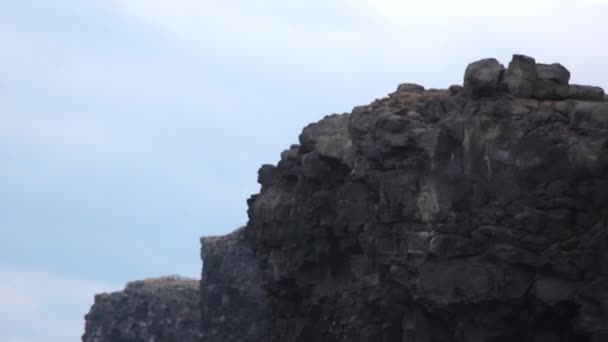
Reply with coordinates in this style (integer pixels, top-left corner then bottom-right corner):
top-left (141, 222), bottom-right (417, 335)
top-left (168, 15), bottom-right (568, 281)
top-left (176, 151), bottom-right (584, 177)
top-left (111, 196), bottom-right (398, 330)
top-left (82, 227), bottom-right (267, 342)
top-left (463, 58), bottom-right (504, 98)
top-left (449, 84), bottom-right (463, 95)
top-left (566, 85), bottom-right (606, 101)
top-left (82, 276), bottom-right (201, 342)
top-left (501, 54), bottom-right (537, 98)
top-left (465, 54), bottom-right (605, 101)
top-left (247, 55), bottom-right (608, 341)
top-left (200, 227), bottom-right (268, 342)
top-left (535, 63), bottom-right (571, 84)
top-left (532, 62), bottom-right (571, 100)
top-left (396, 83), bottom-right (426, 94)
top-left (82, 54), bottom-right (608, 342)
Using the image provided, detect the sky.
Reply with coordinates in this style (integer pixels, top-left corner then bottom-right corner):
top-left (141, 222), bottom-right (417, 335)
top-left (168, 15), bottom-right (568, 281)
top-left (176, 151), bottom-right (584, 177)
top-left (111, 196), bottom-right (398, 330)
top-left (0, 0), bottom-right (607, 341)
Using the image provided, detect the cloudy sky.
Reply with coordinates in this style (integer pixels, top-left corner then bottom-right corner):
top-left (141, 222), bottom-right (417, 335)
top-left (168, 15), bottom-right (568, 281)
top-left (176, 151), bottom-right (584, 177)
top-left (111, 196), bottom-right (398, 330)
top-left (1, 0), bottom-right (607, 341)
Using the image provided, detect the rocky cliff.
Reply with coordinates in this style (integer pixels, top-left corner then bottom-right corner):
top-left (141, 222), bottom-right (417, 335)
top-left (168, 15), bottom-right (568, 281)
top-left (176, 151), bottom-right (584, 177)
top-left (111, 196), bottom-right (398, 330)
top-left (83, 54), bottom-right (607, 342)
top-left (82, 276), bottom-right (201, 342)
top-left (247, 55), bottom-right (608, 341)
top-left (200, 227), bottom-right (268, 342)
top-left (81, 228), bottom-right (267, 342)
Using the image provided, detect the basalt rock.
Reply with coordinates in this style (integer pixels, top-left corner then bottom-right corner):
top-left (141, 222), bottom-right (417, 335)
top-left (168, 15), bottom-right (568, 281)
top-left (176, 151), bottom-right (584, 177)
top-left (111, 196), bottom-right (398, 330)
top-left (82, 226), bottom-right (267, 342)
top-left (81, 54), bottom-right (607, 342)
top-left (463, 58), bottom-right (505, 98)
top-left (82, 276), bottom-right (201, 342)
top-left (200, 227), bottom-right (268, 342)
top-left (482, 54), bottom-right (604, 101)
top-left (247, 55), bottom-right (608, 341)
top-left (501, 54), bottom-right (536, 98)
top-left (396, 83), bottom-right (426, 94)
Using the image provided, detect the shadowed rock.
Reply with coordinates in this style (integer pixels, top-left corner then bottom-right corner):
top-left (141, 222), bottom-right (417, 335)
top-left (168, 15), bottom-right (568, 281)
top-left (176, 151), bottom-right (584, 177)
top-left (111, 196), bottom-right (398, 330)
top-left (536, 62), bottom-right (571, 84)
top-left (396, 83), bottom-right (426, 93)
top-left (464, 54), bottom-right (605, 101)
top-left (566, 85), bottom-right (606, 101)
top-left (82, 54), bottom-right (608, 342)
top-left (247, 55), bottom-right (608, 341)
top-left (200, 227), bottom-right (268, 342)
top-left (501, 54), bottom-right (537, 97)
top-left (463, 58), bottom-right (505, 98)
top-left (82, 276), bottom-right (201, 342)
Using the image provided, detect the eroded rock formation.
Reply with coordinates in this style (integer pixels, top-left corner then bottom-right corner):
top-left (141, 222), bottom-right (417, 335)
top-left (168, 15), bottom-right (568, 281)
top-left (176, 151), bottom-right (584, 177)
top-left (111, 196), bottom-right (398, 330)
top-left (82, 276), bottom-right (201, 342)
top-left (247, 55), bottom-right (608, 341)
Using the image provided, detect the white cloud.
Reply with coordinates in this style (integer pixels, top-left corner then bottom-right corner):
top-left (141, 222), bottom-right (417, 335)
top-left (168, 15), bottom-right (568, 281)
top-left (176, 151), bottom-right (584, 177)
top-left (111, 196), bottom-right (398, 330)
top-left (0, 265), bottom-right (120, 342)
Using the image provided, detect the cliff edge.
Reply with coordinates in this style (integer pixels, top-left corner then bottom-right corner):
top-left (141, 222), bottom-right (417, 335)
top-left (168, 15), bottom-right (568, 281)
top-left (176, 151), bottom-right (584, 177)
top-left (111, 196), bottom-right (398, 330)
top-left (82, 276), bottom-right (201, 342)
top-left (200, 227), bottom-right (268, 342)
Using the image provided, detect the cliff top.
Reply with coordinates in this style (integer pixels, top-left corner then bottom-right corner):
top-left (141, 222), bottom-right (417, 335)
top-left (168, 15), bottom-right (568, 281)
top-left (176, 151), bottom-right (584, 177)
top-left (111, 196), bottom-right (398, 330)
top-left (459, 54), bottom-right (605, 100)
top-left (92, 275), bottom-right (198, 301)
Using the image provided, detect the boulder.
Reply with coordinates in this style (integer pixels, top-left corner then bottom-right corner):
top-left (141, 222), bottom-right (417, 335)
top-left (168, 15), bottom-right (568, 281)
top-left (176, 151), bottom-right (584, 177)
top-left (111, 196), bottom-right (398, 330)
top-left (257, 164), bottom-right (277, 188)
top-left (449, 84), bottom-right (464, 95)
top-left (299, 114), bottom-right (351, 162)
top-left (396, 83), bottom-right (425, 93)
top-left (566, 85), bottom-right (605, 101)
top-left (463, 58), bottom-right (505, 98)
top-left (536, 63), bottom-right (570, 84)
top-left (501, 54), bottom-right (537, 97)
top-left (532, 62), bottom-right (571, 100)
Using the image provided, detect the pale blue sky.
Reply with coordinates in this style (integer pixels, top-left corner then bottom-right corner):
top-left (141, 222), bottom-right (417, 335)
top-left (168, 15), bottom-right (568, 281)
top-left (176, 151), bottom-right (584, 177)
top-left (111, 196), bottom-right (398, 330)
top-left (1, 1), bottom-right (607, 341)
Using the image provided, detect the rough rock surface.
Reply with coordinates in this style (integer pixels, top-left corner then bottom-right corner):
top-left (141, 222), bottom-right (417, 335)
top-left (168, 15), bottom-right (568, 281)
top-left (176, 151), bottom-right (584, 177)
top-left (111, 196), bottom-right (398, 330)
top-left (247, 55), bottom-right (608, 341)
top-left (464, 58), bottom-right (504, 98)
top-left (82, 228), bottom-right (267, 342)
top-left (501, 54), bottom-right (537, 98)
top-left (200, 227), bottom-right (268, 342)
top-left (82, 276), bottom-right (201, 342)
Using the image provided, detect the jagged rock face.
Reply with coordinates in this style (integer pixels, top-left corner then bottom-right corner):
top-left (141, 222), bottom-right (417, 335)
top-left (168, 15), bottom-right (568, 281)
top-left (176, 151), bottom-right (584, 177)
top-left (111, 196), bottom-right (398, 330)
top-left (82, 227), bottom-right (267, 342)
top-left (247, 55), bottom-right (608, 341)
top-left (82, 277), bottom-right (201, 342)
top-left (200, 227), bottom-right (268, 342)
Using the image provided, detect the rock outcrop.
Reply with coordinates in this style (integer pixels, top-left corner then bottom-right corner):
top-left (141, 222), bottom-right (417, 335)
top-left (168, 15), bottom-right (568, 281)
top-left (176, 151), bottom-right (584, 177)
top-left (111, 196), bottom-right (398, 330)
top-left (81, 228), bottom-right (267, 342)
top-left (247, 55), bottom-right (608, 341)
top-left (82, 54), bottom-right (607, 342)
top-left (200, 227), bottom-right (268, 342)
top-left (82, 276), bottom-right (201, 342)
